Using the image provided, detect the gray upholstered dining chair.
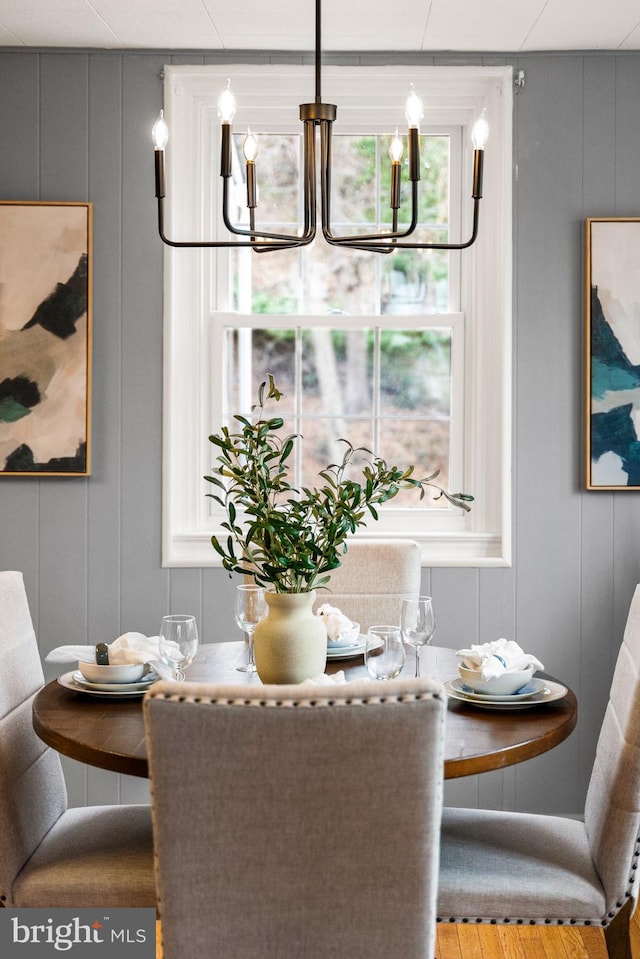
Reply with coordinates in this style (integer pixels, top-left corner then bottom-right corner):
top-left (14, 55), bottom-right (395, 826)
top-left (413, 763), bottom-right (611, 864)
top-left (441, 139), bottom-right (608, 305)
top-left (0, 570), bottom-right (156, 907)
top-left (317, 537), bottom-right (422, 632)
top-left (437, 582), bottom-right (640, 959)
top-left (144, 675), bottom-right (446, 959)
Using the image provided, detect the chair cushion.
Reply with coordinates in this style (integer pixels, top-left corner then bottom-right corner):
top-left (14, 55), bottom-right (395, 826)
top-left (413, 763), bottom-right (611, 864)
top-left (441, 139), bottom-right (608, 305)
top-left (12, 804), bottom-right (156, 908)
top-left (437, 807), bottom-right (607, 923)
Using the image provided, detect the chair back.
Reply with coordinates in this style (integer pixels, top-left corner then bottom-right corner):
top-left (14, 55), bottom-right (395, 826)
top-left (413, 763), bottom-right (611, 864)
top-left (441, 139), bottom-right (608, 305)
top-left (0, 571), bottom-right (67, 902)
top-left (319, 538), bottom-right (421, 631)
top-left (585, 583), bottom-right (640, 913)
top-left (145, 676), bottom-right (446, 959)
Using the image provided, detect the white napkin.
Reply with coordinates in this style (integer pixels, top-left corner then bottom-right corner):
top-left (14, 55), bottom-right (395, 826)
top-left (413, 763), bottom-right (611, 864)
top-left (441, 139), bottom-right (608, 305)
top-left (456, 638), bottom-right (544, 680)
top-left (300, 670), bottom-right (347, 686)
top-left (46, 632), bottom-right (163, 666)
top-left (316, 603), bottom-right (358, 643)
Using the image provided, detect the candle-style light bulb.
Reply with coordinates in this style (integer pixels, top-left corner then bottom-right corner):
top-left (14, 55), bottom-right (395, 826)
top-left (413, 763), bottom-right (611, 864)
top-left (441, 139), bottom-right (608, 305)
top-left (217, 78), bottom-right (236, 123)
top-left (243, 128), bottom-right (258, 163)
top-left (389, 129), bottom-right (403, 218)
top-left (152, 110), bottom-right (169, 150)
top-left (471, 110), bottom-right (489, 150)
top-left (389, 129), bottom-right (404, 163)
top-left (243, 128), bottom-right (258, 215)
top-left (405, 83), bottom-right (423, 129)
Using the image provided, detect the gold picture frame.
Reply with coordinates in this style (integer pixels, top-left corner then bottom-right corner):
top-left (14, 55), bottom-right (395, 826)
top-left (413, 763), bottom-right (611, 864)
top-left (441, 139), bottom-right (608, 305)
top-left (0, 201), bottom-right (92, 476)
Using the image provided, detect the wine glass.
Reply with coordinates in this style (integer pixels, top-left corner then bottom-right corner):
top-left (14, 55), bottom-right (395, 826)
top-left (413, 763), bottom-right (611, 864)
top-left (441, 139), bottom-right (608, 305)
top-left (235, 584), bottom-right (266, 673)
top-left (158, 614), bottom-right (199, 681)
top-left (365, 625), bottom-right (405, 680)
top-left (400, 595), bottom-right (436, 677)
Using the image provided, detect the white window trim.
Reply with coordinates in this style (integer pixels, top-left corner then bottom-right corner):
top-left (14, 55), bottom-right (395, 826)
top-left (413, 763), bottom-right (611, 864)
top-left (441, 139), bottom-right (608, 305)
top-left (161, 64), bottom-right (513, 568)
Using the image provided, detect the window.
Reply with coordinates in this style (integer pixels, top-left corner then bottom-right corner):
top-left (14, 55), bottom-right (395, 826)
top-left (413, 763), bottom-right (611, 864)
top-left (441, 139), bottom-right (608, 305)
top-left (161, 64), bottom-right (512, 567)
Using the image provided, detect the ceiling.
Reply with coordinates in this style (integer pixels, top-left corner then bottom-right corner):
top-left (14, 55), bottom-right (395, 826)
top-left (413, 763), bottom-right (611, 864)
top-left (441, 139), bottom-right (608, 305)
top-left (1, 0), bottom-right (640, 52)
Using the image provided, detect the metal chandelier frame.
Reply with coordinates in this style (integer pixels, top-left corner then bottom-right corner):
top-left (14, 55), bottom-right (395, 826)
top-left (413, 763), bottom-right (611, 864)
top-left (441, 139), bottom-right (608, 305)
top-left (153, 0), bottom-right (487, 254)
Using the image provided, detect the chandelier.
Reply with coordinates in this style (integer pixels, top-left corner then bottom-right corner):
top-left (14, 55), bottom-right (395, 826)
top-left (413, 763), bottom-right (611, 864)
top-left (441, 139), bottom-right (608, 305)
top-left (152, 0), bottom-right (488, 254)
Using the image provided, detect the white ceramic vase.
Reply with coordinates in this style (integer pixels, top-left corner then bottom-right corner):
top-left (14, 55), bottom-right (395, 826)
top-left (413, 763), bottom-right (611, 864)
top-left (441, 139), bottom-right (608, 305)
top-left (253, 589), bottom-right (327, 684)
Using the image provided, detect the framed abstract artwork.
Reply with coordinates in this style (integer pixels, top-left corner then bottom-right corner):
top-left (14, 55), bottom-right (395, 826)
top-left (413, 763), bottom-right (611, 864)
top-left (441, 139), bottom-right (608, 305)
top-left (0, 201), bottom-right (92, 476)
top-left (585, 217), bottom-right (640, 490)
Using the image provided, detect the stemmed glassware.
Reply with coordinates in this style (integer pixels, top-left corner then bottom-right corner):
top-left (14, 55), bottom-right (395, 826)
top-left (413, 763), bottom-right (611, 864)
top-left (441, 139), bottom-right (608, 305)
top-left (365, 625), bottom-right (406, 680)
top-left (400, 595), bottom-right (436, 677)
top-left (158, 614), bottom-right (199, 681)
top-left (235, 584), bottom-right (266, 673)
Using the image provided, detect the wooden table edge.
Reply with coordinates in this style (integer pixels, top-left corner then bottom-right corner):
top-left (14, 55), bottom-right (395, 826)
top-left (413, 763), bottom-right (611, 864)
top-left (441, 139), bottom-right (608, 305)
top-left (443, 687), bottom-right (578, 778)
top-left (32, 693), bottom-right (150, 779)
top-left (33, 673), bottom-right (577, 781)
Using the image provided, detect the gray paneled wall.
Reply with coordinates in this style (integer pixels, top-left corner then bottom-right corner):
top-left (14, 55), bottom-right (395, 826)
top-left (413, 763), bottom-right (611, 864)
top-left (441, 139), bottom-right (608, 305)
top-left (1, 47), bottom-right (639, 812)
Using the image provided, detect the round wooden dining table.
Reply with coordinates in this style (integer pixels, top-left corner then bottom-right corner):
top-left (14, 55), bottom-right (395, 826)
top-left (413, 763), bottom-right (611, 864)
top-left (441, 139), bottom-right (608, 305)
top-left (33, 642), bottom-right (577, 780)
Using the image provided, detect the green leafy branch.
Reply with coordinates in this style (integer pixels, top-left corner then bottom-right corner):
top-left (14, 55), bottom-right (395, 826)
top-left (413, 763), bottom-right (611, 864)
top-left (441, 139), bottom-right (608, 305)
top-left (205, 375), bottom-right (473, 592)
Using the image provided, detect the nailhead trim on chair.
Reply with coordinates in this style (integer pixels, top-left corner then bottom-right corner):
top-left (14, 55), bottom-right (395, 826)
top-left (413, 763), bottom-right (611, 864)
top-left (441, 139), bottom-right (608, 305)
top-left (146, 689), bottom-right (445, 708)
top-left (436, 833), bottom-right (640, 928)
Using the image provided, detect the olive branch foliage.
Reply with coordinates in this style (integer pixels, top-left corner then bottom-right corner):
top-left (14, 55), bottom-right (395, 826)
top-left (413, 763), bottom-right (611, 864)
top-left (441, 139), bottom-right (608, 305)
top-left (205, 375), bottom-right (473, 592)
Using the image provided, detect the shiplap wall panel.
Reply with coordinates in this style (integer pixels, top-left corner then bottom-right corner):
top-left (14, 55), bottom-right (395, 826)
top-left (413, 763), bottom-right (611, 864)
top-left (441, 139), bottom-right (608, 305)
top-left (120, 54), bottom-right (169, 639)
top-left (0, 53), bottom-right (39, 198)
top-left (431, 568), bottom-right (480, 650)
top-left (579, 55), bottom-right (618, 800)
top-left (1, 48), bottom-right (640, 811)
top-left (202, 566), bottom-right (239, 644)
top-left (87, 55), bottom-right (124, 646)
top-left (512, 55), bottom-right (584, 813)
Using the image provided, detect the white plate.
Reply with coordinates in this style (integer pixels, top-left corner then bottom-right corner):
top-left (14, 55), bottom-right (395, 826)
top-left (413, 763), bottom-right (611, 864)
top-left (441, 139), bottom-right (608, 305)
top-left (72, 670), bottom-right (156, 692)
top-left (444, 678), bottom-right (568, 710)
top-left (326, 636), bottom-right (367, 660)
top-left (449, 677), bottom-right (547, 703)
top-left (57, 671), bottom-right (155, 697)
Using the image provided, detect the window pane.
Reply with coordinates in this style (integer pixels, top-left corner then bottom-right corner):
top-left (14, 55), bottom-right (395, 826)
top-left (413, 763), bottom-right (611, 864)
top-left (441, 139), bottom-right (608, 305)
top-left (301, 242), bottom-right (377, 314)
top-left (299, 417), bottom-right (375, 489)
top-left (224, 327), bottom-right (296, 415)
top-left (231, 240), bottom-right (300, 314)
top-left (301, 328), bottom-right (372, 411)
top-left (377, 418), bottom-right (450, 508)
top-left (381, 246), bottom-right (449, 314)
top-left (380, 328), bottom-right (452, 417)
top-left (378, 327), bottom-right (452, 507)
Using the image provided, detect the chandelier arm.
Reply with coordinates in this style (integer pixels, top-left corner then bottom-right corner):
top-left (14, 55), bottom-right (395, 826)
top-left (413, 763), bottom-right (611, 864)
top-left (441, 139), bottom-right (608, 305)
top-left (320, 123), bottom-right (420, 245)
top-left (326, 198), bottom-right (482, 251)
top-left (220, 179), bottom-right (314, 245)
top-left (304, 119), bottom-right (317, 234)
top-left (157, 196), bottom-right (308, 250)
top-left (250, 119), bottom-right (319, 253)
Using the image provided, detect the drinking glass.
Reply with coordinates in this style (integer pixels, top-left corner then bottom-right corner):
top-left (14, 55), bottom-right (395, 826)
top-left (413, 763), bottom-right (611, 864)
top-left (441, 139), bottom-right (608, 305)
top-left (365, 625), bottom-right (405, 680)
top-left (158, 614), bottom-right (199, 681)
top-left (235, 584), bottom-right (266, 673)
top-left (400, 595), bottom-right (436, 677)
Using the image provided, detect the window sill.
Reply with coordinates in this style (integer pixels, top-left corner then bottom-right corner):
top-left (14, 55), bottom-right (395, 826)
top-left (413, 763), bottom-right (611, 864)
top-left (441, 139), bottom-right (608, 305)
top-left (162, 529), bottom-right (511, 569)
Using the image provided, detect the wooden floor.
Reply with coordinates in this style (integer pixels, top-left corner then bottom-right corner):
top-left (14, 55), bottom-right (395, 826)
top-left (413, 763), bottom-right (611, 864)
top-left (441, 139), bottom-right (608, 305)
top-left (155, 906), bottom-right (640, 958)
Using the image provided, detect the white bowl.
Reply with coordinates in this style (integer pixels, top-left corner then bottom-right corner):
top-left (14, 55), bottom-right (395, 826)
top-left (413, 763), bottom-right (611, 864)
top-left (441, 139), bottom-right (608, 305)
top-left (78, 661), bottom-right (147, 684)
top-left (327, 623), bottom-right (361, 648)
top-left (458, 663), bottom-right (535, 695)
